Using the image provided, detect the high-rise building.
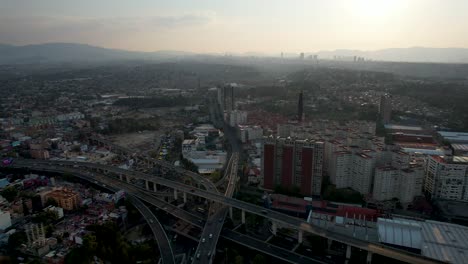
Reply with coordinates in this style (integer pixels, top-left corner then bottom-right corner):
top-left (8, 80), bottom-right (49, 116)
top-left (328, 148), bottom-right (377, 195)
top-left (297, 90), bottom-right (304, 123)
top-left (379, 94), bottom-right (392, 123)
top-left (372, 166), bottom-right (424, 203)
top-left (424, 155), bottom-right (468, 201)
top-left (228, 110), bottom-right (247, 127)
top-left (299, 52), bottom-right (305, 60)
top-left (262, 137), bottom-right (324, 196)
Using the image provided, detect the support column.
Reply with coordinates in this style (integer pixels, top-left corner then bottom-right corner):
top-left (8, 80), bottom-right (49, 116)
top-left (345, 245), bottom-right (352, 264)
top-left (183, 192), bottom-right (187, 203)
top-left (241, 210), bottom-right (245, 224)
top-left (366, 252), bottom-right (373, 264)
top-left (126, 175), bottom-right (130, 183)
top-left (174, 189), bottom-right (178, 200)
top-left (272, 222), bottom-right (277, 236)
top-left (298, 230), bottom-right (303, 244)
top-left (145, 180), bottom-right (149, 190)
top-left (153, 183), bottom-right (157, 192)
top-left (229, 207), bottom-right (233, 220)
top-left (327, 239), bottom-right (333, 250)
top-left (119, 174), bottom-right (123, 181)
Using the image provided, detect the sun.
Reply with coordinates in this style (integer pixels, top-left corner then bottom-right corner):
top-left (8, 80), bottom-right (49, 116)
top-left (348, 0), bottom-right (404, 19)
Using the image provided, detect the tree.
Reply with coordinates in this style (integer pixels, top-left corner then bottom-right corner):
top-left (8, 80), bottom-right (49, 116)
top-left (1, 186), bottom-right (18, 202)
top-left (234, 255), bottom-right (244, 264)
top-left (45, 197), bottom-right (58, 207)
top-left (252, 254), bottom-right (266, 264)
top-left (8, 231), bottom-right (27, 251)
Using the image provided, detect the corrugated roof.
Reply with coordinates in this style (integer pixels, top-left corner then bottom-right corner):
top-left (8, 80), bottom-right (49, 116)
top-left (421, 221), bottom-right (468, 264)
top-left (377, 218), bottom-right (422, 249)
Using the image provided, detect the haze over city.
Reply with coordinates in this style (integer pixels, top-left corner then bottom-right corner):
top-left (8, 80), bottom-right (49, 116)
top-left (2, 1), bottom-right (468, 264)
top-left (1, 0), bottom-right (468, 54)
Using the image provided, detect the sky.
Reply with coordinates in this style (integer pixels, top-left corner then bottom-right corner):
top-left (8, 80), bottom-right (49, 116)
top-left (0, 0), bottom-right (467, 54)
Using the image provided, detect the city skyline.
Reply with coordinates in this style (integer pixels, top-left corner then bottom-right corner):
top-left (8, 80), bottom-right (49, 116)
top-left (1, 0), bottom-right (468, 53)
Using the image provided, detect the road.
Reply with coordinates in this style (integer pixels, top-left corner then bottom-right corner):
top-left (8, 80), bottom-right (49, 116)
top-left (13, 164), bottom-right (175, 264)
top-left (130, 197), bottom-right (175, 264)
top-left (6, 160), bottom-right (446, 264)
top-left (3, 164), bottom-right (326, 264)
top-left (193, 153), bottom-right (238, 264)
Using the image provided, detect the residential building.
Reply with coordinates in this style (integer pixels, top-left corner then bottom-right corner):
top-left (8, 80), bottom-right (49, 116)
top-left (379, 94), bottom-right (392, 123)
top-left (262, 137), bottom-right (324, 196)
top-left (45, 188), bottom-right (81, 210)
top-left (424, 155), bottom-right (468, 201)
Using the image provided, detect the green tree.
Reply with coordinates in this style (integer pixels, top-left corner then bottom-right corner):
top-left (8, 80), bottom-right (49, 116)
top-left (1, 186), bottom-right (18, 202)
top-left (45, 198), bottom-right (58, 207)
top-left (8, 231), bottom-right (27, 251)
top-left (252, 254), bottom-right (266, 264)
top-left (234, 255), bottom-right (244, 264)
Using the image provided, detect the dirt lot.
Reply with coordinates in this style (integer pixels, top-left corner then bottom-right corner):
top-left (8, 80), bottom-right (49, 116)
top-left (109, 131), bottom-right (162, 151)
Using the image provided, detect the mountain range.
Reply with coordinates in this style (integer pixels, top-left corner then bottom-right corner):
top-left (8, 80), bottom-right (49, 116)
top-left (1, 43), bottom-right (468, 64)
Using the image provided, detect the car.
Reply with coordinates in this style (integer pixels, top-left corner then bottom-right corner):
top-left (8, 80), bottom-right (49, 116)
top-left (201, 238), bottom-right (206, 243)
top-left (196, 253), bottom-right (200, 259)
top-left (149, 219), bottom-right (154, 223)
top-left (261, 210), bottom-right (268, 214)
top-left (207, 251), bottom-right (211, 257)
top-left (209, 234), bottom-right (213, 239)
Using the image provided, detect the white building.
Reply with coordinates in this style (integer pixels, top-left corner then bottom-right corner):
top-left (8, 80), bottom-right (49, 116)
top-left (238, 125), bottom-right (263, 143)
top-left (328, 151), bottom-right (352, 188)
top-left (351, 153), bottom-right (375, 194)
top-left (228, 110), bottom-right (247, 127)
top-left (373, 167), bottom-right (399, 201)
top-left (0, 211), bottom-right (11, 230)
top-left (399, 167), bottom-right (424, 203)
top-left (425, 155), bottom-right (468, 201)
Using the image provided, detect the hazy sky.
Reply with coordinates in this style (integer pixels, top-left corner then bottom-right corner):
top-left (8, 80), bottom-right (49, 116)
top-left (1, 0), bottom-right (467, 53)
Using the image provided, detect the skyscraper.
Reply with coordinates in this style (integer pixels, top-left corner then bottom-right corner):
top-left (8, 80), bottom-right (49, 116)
top-left (379, 94), bottom-right (392, 124)
top-left (297, 90), bottom-right (304, 123)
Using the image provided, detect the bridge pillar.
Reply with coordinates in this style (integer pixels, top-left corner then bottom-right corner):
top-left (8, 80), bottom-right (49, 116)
top-left (119, 174), bottom-right (123, 181)
top-left (174, 189), bottom-right (178, 200)
top-left (327, 239), bottom-right (333, 249)
top-left (145, 180), bottom-right (149, 190)
top-left (298, 230), bottom-right (303, 244)
top-left (126, 175), bottom-right (131, 183)
top-left (272, 222), bottom-right (277, 236)
top-left (229, 207), bottom-right (233, 219)
top-left (183, 192), bottom-right (187, 203)
top-left (345, 245), bottom-right (351, 264)
top-left (153, 183), bottom-right (158, 192)
top-left (241, 210), bottom-right (245, 224)
top-left (366, 252), bottom-right (373, 264)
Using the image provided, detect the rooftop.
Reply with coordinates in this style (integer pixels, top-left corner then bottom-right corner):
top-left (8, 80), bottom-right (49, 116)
top-left (385, 124), bottom-right (424, 131)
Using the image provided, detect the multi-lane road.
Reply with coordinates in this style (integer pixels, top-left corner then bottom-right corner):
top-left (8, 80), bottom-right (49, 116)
top-left (6, 160), bottom-right (445, 264)
top-left (3, 163), bottom-right (328, 263)
top-left (193, 153), bottom-right (238, 264)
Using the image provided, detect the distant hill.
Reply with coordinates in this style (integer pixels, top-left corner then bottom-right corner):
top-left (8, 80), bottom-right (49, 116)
top-left (1, 43), bottom-right (468, 64)
top-left (311, 47), bottom-right (468, 63)
top-left (0, 43), bottom-right (195, 64)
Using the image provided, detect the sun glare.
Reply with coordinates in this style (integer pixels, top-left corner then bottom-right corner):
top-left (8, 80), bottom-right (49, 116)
top-left (349, 0), bottom-right (404, 19)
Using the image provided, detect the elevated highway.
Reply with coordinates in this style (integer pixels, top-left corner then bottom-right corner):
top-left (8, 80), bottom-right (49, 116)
top-left (6, 160), bottom-right (446, 264)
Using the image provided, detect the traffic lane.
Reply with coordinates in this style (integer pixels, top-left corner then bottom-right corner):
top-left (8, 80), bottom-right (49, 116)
top-left (18, 165), bottom-right (176, 264)
top-left (10, 161), bottom-right (446, 264)
top-left (131, 197), bottom-right (175, 264)
top-left (4, 164), bottom-right (323, 264)
top-left (192, 208), bottom-right (228, 264)
top-left (222, 230), bottom-right (326, 264)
